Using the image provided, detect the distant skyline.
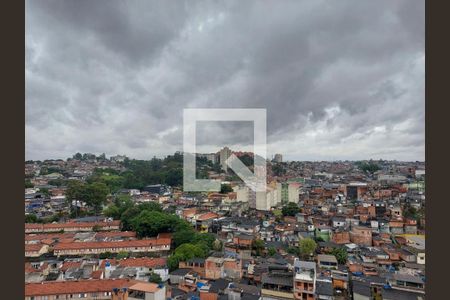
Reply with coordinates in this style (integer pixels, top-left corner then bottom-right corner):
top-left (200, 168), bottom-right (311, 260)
top-left (26, 0), bottom-right (424, 162)
top-left (26, 148), bottom-right (425, 163)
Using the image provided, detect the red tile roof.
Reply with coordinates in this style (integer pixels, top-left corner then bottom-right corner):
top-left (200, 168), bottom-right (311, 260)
top-left (95, 231), bottom-right (136, 239)
top-left (118, 257), bottom-right (167, 268)
top-left (157, 232), bottom-right (172, 239)
top-left (129, 282), bottom-right (160, 293)
top-left (54, 238), bottom-right (171, 251)
top-left (197, 212), bottom-right (219, 221)
top-left (25, 220), bottom-right (120, 230)
top-left (25, 279), bottom-right (136, 296)
top-left (25, 263), bottom-right (39, 274)
top-left (91, 270), bottom-right (103, 279)
top-left (61, 261), bottom-right (82, 272)
top-left (25, 233), bottom-right (76, 242)
top-left (25, 243), bottom-right (45, 252)
top-left (100, 259), bottom-right (118, 269)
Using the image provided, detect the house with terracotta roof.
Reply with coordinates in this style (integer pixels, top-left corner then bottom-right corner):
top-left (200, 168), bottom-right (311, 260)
top-left (25, 220), bottom-right (121, 233)
top-left (205, 256), bottom-right (242, 280)
top-left (103, 257), bottom-right (169, 281)
top-left (25, 232), bottom-right (77, 245)
top-left (126, 282), bottom-right (166, 300)
top-left (178, 258), bottom-right (206, 277)
top-left (53, 236), bottom-right (171, 256)
top-left (194, 212), bottom-right (219, 232)
top-left (25, 278), bottom-right (136, 300)
top-left (25, 243), bottom-right (49, 257)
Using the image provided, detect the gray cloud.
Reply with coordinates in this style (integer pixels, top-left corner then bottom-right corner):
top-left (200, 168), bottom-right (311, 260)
top-left (26, 0), bottom-right (424, 161)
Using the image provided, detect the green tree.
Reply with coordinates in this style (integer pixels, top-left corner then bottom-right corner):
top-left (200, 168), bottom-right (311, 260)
top-left (356, 161), bottom-right (380, 174)
top-left (48, 179), bottom-right (66, 187)
top-left (193, 233), bottom-right (216, 249)
top-left (268, 247), bottom-right (277, 256)
top-left (138, 202), bottom-right (163, 212)
top-left (66, 180), bottom-right (88, 216)
top-left (330, 248), bottom-right (348, 265)
top-left (40, 188), bottom-right (51, 197)
top-left (148, 272), bottom-right (162, 284)
top-left (165, 168), bottom-right (183, 187)
top-left (299, 238), bottom-right (317, 259)
top-left (252, 239), bottom-right (265, 256)
top-left (167, 243), bottom-right (208, 271)
top-left (172, 228), bottom-right (196, 248)
top-left (172, 227), bottom-right (197, 247)
top-left (85, 182), bottom-right (109, 214)
top-left (66, 180), bottom-right (109, 214)
top-left (287, 246), bottom-right (301, 256)
top-left (120, 206), bottom-right (142, 231)
top-left (25, 213), bottom-right (39, 223)
top-left (272, 163), bottom-right (286, 176)
top-left (315, 236), bottom-right (325, 242)
top-left (99, 251), bottom-right (113, 259)
top-left (104, 195), bottom-right (134, 220)
top-left (131, 210), bottom-right (182, 238)
top-left (25, 179), bottom-right (34, 188)
top-left (282, 202), bottom-right (300, 217)
top-left (104, 205), bottom-right (121, 220)
top-left (87, 169), bottom-right (125, 193)
top-left (118, 201), bottom-right (163, 231)
top-left (403, 206), bottom-right (418, 220)
top-left (273, 209), bottom-right (283, 222)
top-left (220, 184), bottom-right (233, 194)
top-left (116, 251), bottom-right (130, 260)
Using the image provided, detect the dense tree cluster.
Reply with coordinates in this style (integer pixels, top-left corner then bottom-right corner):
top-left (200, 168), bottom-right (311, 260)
top-left (282, 202), bottom-right (300, 217)
top-left (252, 239), bottom-right (265, 256)
top-left (272, 163), bottom-right (287, 177)
top-left (299, 238), bottom-right (317, 259)
top-left (220, 184), bottom-right (233, 194)
top-left (25, 179), bottom-right (34, 188)
top-left (330, 247), bottom-right (348, 264)
top-left (103, 197), bottom-right (217, 271)
top-left (25, 212), bottom-right (67, 224)
top-left (85, 153), bottom-right (215, 191)
top-left (66, 180), bottom-right (109, 214)
top-left (356, 161), bottom-right (381, 174)
top-left (148, 272), bottom-right (162, 284)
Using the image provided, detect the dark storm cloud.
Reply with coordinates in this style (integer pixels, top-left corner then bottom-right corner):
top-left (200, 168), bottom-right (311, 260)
top-left (25, 0), bottom-right (424, 161)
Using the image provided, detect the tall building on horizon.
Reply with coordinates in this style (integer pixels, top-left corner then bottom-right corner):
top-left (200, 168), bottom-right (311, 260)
top-left (273, 153), bottom-right (283, 163)
top-left (219, 146), bottom-right (232, 172)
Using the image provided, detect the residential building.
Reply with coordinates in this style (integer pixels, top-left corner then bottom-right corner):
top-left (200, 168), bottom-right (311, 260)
top-left (219, 147), bottom-right (232, 172)
top-left (25, 279), bottom-right (135, 300)
top-left (293, 259), bottom-right (316, 300)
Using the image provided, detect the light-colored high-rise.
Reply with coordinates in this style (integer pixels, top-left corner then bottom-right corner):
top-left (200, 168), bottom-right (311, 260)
top-left (277, 182), bottom-right (300, 204)
top-left (219, 146), bottom-right (232, 172)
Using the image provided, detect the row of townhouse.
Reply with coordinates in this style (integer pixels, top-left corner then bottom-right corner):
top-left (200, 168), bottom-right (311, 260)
top-left (25, 220), bottom-right (121, 233)
top-left (25, 279), bottom-right (166, 300)
top-left (53, 236), bottom-right (171, 256)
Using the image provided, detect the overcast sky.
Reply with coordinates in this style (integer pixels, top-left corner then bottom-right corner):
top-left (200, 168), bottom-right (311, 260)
top-left (26, 0), bottom-right (424, 161)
